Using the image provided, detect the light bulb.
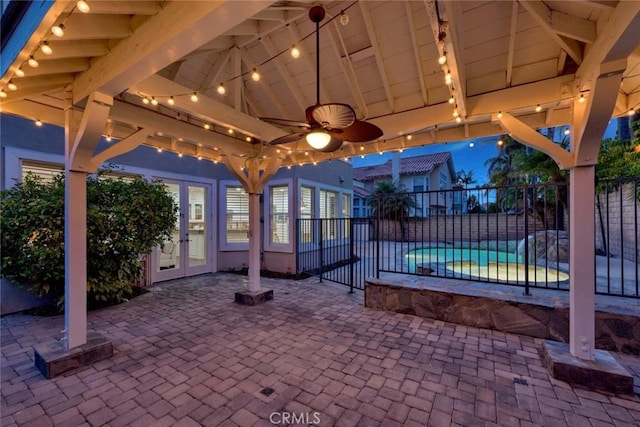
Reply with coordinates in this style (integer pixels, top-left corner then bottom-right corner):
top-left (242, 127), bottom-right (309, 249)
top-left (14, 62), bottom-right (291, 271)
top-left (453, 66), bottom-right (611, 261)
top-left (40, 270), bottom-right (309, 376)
top-left (360, 145), bottom-right (364, 151)
top-left (305, 129), bottom-right (331, 150)
top-left (214, 160), bottom-right (218, 164)
top-left (157, 148), bottom-right (162, 153)
top-left (204, 123), bottom-right (211, 130)
top-left (438, 54), bottom-right (447, 65)
top-left (28, 56), bottom-right (39, 68)
top-left (579, 94), bottom-right (585, 103)
top-left (0, 90), bottom-right (7, 99)
top-left (14, 68), bottom-right (24, 78)
top-left (628, 108), bottom-right (635, 116)
top-left (167, 96), bottom-right (175, 105)
top-left (41, 42), bottom-right (53, 55)
top-left (7, 81), bottom-right (17, 91)
top-left (142, 97), bottom-right (150, 104)
top-left (535, 104), bottom-right (542, 112)
top-left (228, 128), bottom-right (234, 134)
top-left (198, 156), bottom-right (202, 160)
top-left (564, 128), bottom-right (571, 135)
top-left (379, 151), bottom-right (383, 155)
top-left (291, 45), bottom-right (300, 59)
top-left (455, 116), bottom-right (462, 123)
top-left (444, 72), bottom-right (452, 85)
top-left (77, 0), bottom-right (90, 13)
top-left (497, 139), bottom-right (504, 146)
top-left (217, 83), bottom-right (225, 95)
top-left (453, 109), bottom-right (459, 118)
top-left (497, 111), bottom-right (503, 118)
top-left (245, 136), bottom-right (252, 142)
top-left (469, 142), bottom-right (475, 148)
top-left (150, 97), bottom-right (158, 106)
top-left (52, 24), bottom-right (65, 37)
top-left (360, 155), bottom-right (364, 159)
top-left (340, 11), bottom-right (350, 26)
top-left (105, 135), bottom-right (112, 142)
top-left (190, 92), bottom-right (198, 102)
top-left (448, 96), bottom-right (455, 104)
top-left (399, 149), bottom-right (404, 153)
top-left (178, 153), bottom-right (183, 158)
top-left (251, 69), bottom-right (260, 82)
top-left (407, 134), bottom-right (412, 140)
top-left (35, 119), bottom-right (43, 127)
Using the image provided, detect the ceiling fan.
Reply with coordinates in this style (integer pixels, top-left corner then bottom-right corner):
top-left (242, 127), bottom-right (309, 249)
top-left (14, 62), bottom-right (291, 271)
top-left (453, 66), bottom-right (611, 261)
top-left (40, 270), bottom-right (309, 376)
top-left (260, 5), bottom-right (383, 152)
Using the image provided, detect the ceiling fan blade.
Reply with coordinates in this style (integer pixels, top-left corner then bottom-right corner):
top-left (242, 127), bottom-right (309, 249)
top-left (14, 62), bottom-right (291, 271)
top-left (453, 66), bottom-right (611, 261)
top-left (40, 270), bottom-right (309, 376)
top-left (312, 103), bottom-right (356, 129)
top-left (260, 117), bottom-right (310, 128)
top-left (339, 120), bottom-right (384, 142)
top-left (268, 133), bottom-right (306, 145)
top-left (316, 135), bottom-right (344, 153)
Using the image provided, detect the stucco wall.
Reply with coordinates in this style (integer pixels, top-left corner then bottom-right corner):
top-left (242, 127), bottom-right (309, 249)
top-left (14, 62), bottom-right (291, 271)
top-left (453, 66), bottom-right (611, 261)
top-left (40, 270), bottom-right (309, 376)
top-left (595, 184), bottom-right (639, 262)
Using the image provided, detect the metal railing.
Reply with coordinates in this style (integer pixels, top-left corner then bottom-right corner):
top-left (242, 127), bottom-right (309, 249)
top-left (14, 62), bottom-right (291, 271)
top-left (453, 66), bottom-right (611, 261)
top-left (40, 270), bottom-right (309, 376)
top-left (296, 180), bottom-right (639, 298)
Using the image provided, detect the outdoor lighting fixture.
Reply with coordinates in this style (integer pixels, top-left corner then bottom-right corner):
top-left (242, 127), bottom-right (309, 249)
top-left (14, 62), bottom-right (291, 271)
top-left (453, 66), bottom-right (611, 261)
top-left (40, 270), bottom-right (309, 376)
top-left (246, 136), bottom-right (252, 142)
top-left (497, 111), bottom-right (503, 118)
top-left (306, 129), bottom-right (331, 150)
top-left (167, 96), bottom-right (175, 105)
top-left (142, 97), bottom-right (150, 104)
top-left (150, 97), bottom-right (158, 106)
top-left (438, 54), bottom-right (447, 65)
top-left (217, 83), bottom-right (225, 95)
top-left (27, 56), bottom-right (39, 68)
top-left (628, 108), bottom-right (636, 116)
top-left (535, 104), bottom-right (542, 112)
top-left (251, 69), bottom-right (260, 82)
top-left (579, 94), bottom-right (586, 103)
top-left (40, 42), bottom-right (53, 55)
top-left (105, 135), bottom-right (112, 142)
top-left (564, 129), bottom-right (570, 135)
top-left (178, 153), bottom-right (183, 157)
top-left (291, 45), bottom-right (300, 59)
top-left (0, 90), bottom-right (7, 99)
top-left (190, 92), bottom-right (199, 102)
top-left (340, 11), bottom-right (349, 26)
top-left (406, 134), bottom-right (412, 140)
top-left (14, 68), bottom-right (25, 77)
top-left (204, 123), bottom-right (211, 130)
top-left (77, 0), bottom-right (90, 13)
top-left (7, 81), bottom-right (17, 91)
top-left (469, 142), bottom-right (475, 148)
top-left (455, 116), bottom-right (462, 123)
top-left (52, 24), bottom-right (65, 37)
top-left (452, 109), bottom-right (459, 118)
top-left (157, 148), bottom-right (162, 153)
top-left (228, 128), bottom-right (234, 134)
top-left (448, 96), bottom-right (455, 104)
top-left (444, 72), bottom-right (453, 85)
top-left (35, 119), bottom-right (43, 127)
top-left (497, 139), bottom-right (504, 146)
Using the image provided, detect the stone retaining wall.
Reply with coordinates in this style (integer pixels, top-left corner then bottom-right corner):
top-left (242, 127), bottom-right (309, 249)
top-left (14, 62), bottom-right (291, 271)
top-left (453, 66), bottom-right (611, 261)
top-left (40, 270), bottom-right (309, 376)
top-left (365, 280), bottom-right (640, 355)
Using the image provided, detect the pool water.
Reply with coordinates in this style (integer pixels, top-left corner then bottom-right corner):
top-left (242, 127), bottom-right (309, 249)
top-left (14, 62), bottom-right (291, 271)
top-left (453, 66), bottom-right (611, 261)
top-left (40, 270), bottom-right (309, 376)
top-left (406, 247), bottom-right (519, 268)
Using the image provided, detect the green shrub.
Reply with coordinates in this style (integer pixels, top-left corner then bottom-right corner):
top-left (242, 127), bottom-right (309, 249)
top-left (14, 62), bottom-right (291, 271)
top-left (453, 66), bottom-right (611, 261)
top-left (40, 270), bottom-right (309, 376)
top-left (0, 172), bottom-right (177, 309)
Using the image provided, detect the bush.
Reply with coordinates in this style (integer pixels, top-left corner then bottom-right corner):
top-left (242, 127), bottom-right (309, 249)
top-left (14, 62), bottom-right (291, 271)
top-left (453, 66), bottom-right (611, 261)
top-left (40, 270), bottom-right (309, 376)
top-left (0, 173), bottom-right (177, 310)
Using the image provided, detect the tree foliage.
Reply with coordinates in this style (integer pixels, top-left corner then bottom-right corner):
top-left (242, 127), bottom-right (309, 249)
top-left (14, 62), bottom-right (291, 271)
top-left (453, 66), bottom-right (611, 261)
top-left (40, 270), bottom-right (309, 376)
top-left (0, 173), bottom-right (177, 309)
top-left (455, 169), bottom-right (476, 188)
top-left (366, 180), bottom-right (416, 219)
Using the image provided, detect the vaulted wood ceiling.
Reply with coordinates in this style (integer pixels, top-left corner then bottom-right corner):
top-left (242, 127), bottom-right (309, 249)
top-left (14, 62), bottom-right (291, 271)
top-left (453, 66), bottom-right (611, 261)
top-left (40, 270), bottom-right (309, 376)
top-left (1, 1), bottom-right (639, 166)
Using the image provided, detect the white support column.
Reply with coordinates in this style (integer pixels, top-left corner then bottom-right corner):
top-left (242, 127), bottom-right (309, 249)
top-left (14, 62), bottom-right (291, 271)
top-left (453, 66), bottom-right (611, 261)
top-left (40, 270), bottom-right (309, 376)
top-left (569, 165), bottom-right (596, 360)
top-left (248, 192), bottom-right (261, 293)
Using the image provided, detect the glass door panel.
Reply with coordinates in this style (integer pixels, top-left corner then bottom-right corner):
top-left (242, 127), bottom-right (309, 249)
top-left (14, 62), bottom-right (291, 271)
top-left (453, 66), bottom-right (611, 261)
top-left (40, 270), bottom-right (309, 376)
top-left (187, 185), bottom-right (207, 268)
top-left (155, 182), bottom-right (184, 281)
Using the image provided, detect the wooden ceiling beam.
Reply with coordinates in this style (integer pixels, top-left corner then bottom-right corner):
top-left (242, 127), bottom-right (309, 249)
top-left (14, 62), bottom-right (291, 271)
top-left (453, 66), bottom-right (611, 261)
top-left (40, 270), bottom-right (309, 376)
top-left (286, 23), bottom-right (331, 102)
top-left (506, 1), bottom-right (519, 87)
top-left (32, 39), bottom-right (109, 60)
top-left (549, 10), bottom-right (596, 44)
top-left (199, 49), bottom-right (232, 92)
top-left (240, 50), bottom-right (289, 118)
top-left (261, 35), bottom-right (309, 111)
top-left (71, 1), bottom-right (276, 105)
top-left (359, 1), bottom-right (395, 112)
top-left (19, 58), bottom-right (89, 77)
top-left (56, 14), bottom-right (133, 40)
top-left (405, 2), bottom-right (428, 105)
top-left (63, 1), bottom-right (162, 15)
top-left (441, 1), bottom-right (468, 118)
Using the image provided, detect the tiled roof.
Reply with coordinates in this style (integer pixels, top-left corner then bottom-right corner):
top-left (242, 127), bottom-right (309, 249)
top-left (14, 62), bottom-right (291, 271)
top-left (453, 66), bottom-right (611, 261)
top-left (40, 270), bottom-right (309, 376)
top-left (353, 152), bottom-right (452, 181)
top-left (353, 186), bottom-right (372, 197)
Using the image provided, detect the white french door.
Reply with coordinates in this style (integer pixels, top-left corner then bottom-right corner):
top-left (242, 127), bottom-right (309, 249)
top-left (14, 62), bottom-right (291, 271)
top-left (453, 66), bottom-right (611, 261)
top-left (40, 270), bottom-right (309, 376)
top-left (153, 180), bottom-right (214, 282)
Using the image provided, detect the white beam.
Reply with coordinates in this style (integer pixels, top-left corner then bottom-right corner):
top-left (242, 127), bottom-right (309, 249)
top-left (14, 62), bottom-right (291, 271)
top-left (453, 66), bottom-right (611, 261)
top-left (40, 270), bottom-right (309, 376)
top-left (441, 1), bottom-right (468, 118)
top-left (549, 10), bottom-right (596, 44)
top-left (287, 23), bottom-right (331, 102)
top-left (359, 1), bottom-right (395, 112)
top-left (19, 58), bottom-right (89, 77)
top-left (56, 14), bottom-right (133, 40)
top-left (72, 1), bottom-right (275, 104)
top-left (90, 128), bottom-right (147, 172)
top-left (32, 40), bottom-right (109, 61)
top-left (506, 1), bottom-right (519, 87)
top-left (405, 2), bottom-right (428, 105)
top-left (493, 112), bottom-right (574, 169)
top-left (64, 1), bottom-right (162, 15)
top-left (0, 75), bottom-right (73, 104)
top-left (261, 35), bottom-right (308, 111)
top-left (199, 50), bottom-right (232, 92)
top-left (232, 47), bottom-right (242, 111)
top-left (240, 50), bottom-right (289, 118)
top-left (520, 1), bottom-right (583, 64)
top-left (69, 92), bottom-right (113, 172)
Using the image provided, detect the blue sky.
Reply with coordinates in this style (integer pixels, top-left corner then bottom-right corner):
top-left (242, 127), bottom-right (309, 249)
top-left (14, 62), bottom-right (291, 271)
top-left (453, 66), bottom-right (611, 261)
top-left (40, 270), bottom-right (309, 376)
top-left (352, 123), bottom-right (618, 185)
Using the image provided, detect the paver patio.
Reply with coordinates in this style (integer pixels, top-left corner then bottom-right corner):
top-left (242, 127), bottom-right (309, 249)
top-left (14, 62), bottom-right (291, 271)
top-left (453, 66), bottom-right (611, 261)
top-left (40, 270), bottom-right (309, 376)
top-left (2, 273), bottom-right (640, 427)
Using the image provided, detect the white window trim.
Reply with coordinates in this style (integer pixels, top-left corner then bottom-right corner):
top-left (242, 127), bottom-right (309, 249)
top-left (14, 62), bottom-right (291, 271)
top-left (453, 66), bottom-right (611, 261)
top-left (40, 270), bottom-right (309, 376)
top-left (264, 178), bottom-right (294, 253)
top-left (219, 180), bottom-right (250, 251)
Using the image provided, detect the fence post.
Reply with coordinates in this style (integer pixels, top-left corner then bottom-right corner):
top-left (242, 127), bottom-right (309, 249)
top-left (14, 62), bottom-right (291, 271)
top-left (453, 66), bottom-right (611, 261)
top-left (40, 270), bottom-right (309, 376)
top-left (376, 196), bottom-right (380, 279)
top-left (319, 219), bottom-right (324, 283)
top-left (349, 218), bottom-right (355, 293)
top-left (523, 186), bottom-right (530, 296)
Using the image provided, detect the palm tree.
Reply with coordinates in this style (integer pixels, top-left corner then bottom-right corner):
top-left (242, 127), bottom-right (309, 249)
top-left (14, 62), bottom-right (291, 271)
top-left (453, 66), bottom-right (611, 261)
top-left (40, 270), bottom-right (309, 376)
top-left (366, 180), bottom-right (416, 219)
top-left (484, 135), bottom-right (526, 186)
top-left (456, 169), bottom-right (476, 188)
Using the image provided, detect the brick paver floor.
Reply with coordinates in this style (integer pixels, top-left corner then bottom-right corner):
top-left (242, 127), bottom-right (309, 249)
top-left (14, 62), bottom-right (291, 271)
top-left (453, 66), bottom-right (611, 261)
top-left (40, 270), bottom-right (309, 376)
top-left (2, 273), bottom-right (640, 426)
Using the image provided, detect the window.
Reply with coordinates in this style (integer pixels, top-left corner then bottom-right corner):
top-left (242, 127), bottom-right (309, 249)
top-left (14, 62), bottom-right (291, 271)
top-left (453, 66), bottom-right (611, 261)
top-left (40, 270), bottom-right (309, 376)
top-left (440, 172), bottom-right (448, 189)
top-left (22, 161), bottom-right (63, 183)
top-left (319, 190), bottom-right (337, 218)
top-left (413, 177), bottom-right (424, 192)
top-left (342, 194), bottom-right (351, 217)
top-left (226, 186), bottom-right (249, 243)
top-left (270, 186), bottom-right (289, 245)
top-left (300, 187), bottom-right (314, 244)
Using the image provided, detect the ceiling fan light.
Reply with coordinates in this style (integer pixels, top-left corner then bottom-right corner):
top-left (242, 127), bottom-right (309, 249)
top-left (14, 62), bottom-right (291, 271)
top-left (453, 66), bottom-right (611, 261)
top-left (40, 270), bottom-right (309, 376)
top-left (306, 129), bottom-right (331, 149)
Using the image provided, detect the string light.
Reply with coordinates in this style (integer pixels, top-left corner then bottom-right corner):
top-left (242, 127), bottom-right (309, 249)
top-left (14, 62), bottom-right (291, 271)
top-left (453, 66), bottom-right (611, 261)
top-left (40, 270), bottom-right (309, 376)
top-left (251, 69), bottom-right (260, 82)
top-left (339, 10), bottom-right (350, 26)
top-left (469, 142), bottom-right (475, 148)
top-left (628, 108), bottom-right (636, 116)
top-left (28, 56), bottom-right (39, 68)
top-left (448, 95), bottom-right (455, 105)
top-left (51, 24), bottom-right (65, 37)
top-left (217, 83), bottom-right (225, 95)
top-left (360, 145), bottom-right (364, 151)
top-left (157, 148), bottom-right (162, 153)
top-left (578, 94), bottom-right (585, 103)
top-left (438, 54), bottom-right (447, 65)
top-left (198, 156), bottom-right (202, 160)
top-left (167, 96), bottom-right (175, 105)
top-left (497, 139), bottom-right (504, 146)
top-left (245, 136), bottom-right (251, 142)
top-left (142, 97), bottom-right (150, 104)
top-left (535, 104), bottom-right (542, 112)
top-left (40, 42), bottom-right (53, 55)
top-left (455, 116), bottom-right (462, 123)
top-left (150, 97), bottom-right (158, 106)
top-left (14, 68), bottom-right (25, 78)
top-left (291, 45), bottom-right (300, 59)
top-left (406, 134), bottom-right (412, 140)
top-left (497, 111), bottom-right (503, 118)
top-left (204, 123), bottom-right (211, 130)
top-left (360, 155), bottom-right (364, 159)
top-left (564, 128), bottom-right (570, 135)
top-left (7, 81), bottom-right (17, 91)
top-left (76, 1), bottom-right (90, 13)
top-left (190, 92), bottom-right (199, 102)
top-left (105, 135), bottom-right (112, 142)
top-left (35, 119), bottom-right (43, 127)
top-left (452, 109), bottom-right (459, 118)
top-left (178, 153), bottom-right (183, 158)
top-left (0, 90), bottom-right (7, 99)
top-left (444, 71), bottom-right (452, 85)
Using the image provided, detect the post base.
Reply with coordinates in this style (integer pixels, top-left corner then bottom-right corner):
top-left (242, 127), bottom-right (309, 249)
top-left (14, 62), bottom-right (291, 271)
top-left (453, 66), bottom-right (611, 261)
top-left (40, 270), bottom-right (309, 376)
top-left (234, 289), bottom-right (274, 306)
top-left (34, 332), bottom-right (113, 379)
top-left (542, 340), bottom-right (634, 395)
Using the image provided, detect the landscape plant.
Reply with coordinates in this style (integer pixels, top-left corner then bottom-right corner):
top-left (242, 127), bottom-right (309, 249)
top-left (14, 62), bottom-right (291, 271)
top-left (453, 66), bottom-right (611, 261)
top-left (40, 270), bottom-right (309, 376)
top-left (0, 172), bottom-right (177, 310)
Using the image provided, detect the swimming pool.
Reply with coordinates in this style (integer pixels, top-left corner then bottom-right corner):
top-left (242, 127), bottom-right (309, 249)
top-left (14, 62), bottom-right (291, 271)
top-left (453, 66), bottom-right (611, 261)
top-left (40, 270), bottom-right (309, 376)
top-left (405, 246), bottom-right (569, 283)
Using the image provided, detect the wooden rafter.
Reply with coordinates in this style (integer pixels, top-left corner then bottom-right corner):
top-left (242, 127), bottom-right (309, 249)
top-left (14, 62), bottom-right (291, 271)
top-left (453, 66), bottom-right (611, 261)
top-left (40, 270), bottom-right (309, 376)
top-left (359, 1), bottom-right (395, 112)
top-left (404, 2), bottom-right (428, 105)
top-left (240, 49), bottom-right (289, 118)
top-left (64, 1), bottom-right (162, 15)
top-left (506, 1), bottom-right (519, 87)
top-left (232, 47), bottom-right (242, 111)
top-left (260, 34), bottom-right (308, 111)
top-left (199, 50), bottom-right (232, 92)
top-left (286, 23), bottom-right (331, 103)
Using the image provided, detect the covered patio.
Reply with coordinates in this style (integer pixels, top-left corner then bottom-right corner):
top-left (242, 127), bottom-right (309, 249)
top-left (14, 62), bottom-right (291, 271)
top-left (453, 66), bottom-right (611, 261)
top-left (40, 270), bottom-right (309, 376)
top-left (2, 273), bottom-right (640, 426)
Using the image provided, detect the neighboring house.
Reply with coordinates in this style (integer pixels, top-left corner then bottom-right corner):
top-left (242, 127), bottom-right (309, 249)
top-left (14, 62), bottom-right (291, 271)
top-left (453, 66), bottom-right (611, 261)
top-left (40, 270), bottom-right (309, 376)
top-left (0, 114), bottom-right (353, 314)
top-left (353, 152), bottom-right (457, 216)
top-left (352, 182), bottom-right (372, 218)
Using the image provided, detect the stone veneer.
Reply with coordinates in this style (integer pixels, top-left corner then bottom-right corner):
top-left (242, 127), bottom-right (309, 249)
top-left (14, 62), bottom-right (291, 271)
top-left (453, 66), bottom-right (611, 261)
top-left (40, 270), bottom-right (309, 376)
top-left (365, 278), bottom-right (640, 355)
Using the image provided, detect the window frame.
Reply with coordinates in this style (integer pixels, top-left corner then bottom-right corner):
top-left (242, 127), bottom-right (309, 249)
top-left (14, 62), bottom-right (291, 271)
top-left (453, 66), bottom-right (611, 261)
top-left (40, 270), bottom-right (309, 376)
top-left (264, 179), bottom-right (294, 253)
top-left (219, 180), bottom-right (250, 251)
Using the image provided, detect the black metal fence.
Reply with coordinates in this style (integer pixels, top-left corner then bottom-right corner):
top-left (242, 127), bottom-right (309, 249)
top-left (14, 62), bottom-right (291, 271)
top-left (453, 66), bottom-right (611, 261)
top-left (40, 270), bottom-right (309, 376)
top-left (296, 179), bottom-right (639, 298)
